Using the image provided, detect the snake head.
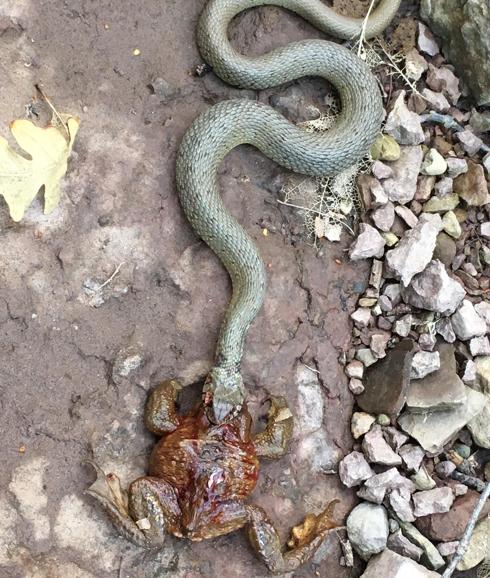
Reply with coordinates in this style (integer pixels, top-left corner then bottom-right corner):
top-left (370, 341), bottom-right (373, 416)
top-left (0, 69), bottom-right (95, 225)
top-left (203, 367), bottom-right (245, 423)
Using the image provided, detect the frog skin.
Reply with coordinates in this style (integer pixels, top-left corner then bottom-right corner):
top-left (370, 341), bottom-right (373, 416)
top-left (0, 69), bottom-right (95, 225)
top-left (87, 380), bottom-right (338, 574)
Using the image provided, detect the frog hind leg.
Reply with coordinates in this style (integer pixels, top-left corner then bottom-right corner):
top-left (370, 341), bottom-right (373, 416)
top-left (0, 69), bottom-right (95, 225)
top-left (253, 396), bottom-right (293, 459)
top-left (245, 500), bottom-right (339, 574)
top-left (144, 379), bottom-right (183, 435)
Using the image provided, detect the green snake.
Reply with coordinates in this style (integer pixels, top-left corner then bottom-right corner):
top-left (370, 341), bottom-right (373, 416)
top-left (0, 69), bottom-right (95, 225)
top-left (176, 0), bottom-right (401, 421)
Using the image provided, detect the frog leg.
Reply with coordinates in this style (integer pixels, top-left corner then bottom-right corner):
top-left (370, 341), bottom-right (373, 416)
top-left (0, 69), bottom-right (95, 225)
top-left (144, 379), bottom-right (183, 435)
top-left (253, 396), bottom-right (293, 459)
top-left (245, 500), bottom-right (338, 574)
top-left (86, 463), bottom-right (181, 548)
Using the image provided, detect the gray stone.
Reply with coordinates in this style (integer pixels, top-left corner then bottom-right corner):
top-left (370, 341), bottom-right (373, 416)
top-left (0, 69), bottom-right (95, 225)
top-left (382, 146), bottom-right (424, 204)
top-left (437, 541), bottom-right (459, 557)
top-left (389, 487), bottom-right (415, 523)
top-left (462, 359), bottom-right (477, 384)
top-left (339, 451), bottom-right (374, 487)
top-left (385, 91), bottom-right (425, 145)
top-left (418, 22), bottom-right (439, 56)
top-left (395, 205), bottom-right (418, 228)
top-left (401, 260), bottom-right (465, 315)
top-left (383, 427), bottom-right (409, 452)
top-left (383, 283), bottom-right (402, 306)
top-left (467, 398), bottom-right (490, 448)
top-left (372, 160), bottom-right (393, 180)
top-left (475, 356), bottom-right (490, 392)
top-left (112, 344), bottom-right (145, 385)
top-left (356, 348), bottom-right (378, 368)
top-left (421, 148), bottom-right (447, 176)
top-left (405, 49), bottom-right (428, 81)
top-left (421, 88), bottom-right (450, 113)
top-left (470, 336), bottom-right (490, 357)
top-left (346, 503), bottom-right (389, 559)
top-left (451, 299), bottom-right (487, 340)
top-left (426, 64), bottom-right (461, 105)
top-left (357, 467), bottom-right (415, 504)
top-left (475, 301), bottom-right (490, 332)
top-left (421, 0), bottom-right (490, 105)
top-left (411, 465), bottom-right (436, 491)
top-left (357, 339), bottom-right (416, 419)
top-left (406, 343), bottom-right (467, 414)
top-left (362, 425), bottom-right (402, 466)
top-left (386, 214), bottom-right (442, 286)
top-left (398, 386), bottom-right (487, 453)
top-left (419, 332), bottom-right (437, 351)
top-left (434, 460), bottom-right (457, 478)
top-left (413, 487), bottom-right (454, 517)
top-left (434, 176), bottom-right (453, 197)
top-left (434, 232), bottom-right (457, 268)
top-left (351, 411), bottom-right (376, 439)
top-left (399, 444), bottom-right (425, 472)
top-left (435, 317), bottom-right (457, 343)
top-left (446, 157), bottom-right (467, 178)
top-left (394, 314), bottom-right (412, 338)
top-left (456, 130), bottom-right (484, 157)
top-left (387, 529), bottom-right (424, 561)
top-left (360, 547), bottom-right (440, 577)
top-left (371, 202), bottom-right (395, 232)
top-left (350, 224), bottom-right (386, 260)
top-left (410, 351), bottom-right (440, 380)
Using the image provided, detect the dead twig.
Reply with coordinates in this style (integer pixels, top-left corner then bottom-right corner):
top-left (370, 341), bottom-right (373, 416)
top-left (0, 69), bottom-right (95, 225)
top-left (442, 481), bottom-right (490, 578)
top-left (357, 0), bottom-right (377, 57)
top-left (98, 262), bottom-right (126, 291)
top-left (34, 84), bottom-right (70, 139)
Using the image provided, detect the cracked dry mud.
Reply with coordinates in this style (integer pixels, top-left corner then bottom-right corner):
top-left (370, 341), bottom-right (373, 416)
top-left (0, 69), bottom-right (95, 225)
top-left (1, 1), bottom-right (371, 577)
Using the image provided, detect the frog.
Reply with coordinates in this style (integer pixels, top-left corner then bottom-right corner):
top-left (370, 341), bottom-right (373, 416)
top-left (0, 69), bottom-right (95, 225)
top-left (87, 379), bottom-right (338, 574)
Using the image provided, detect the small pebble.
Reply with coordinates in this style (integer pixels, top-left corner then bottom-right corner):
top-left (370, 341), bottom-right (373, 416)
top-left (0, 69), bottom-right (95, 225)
top-left (376, 414), bottom-right (390, 426)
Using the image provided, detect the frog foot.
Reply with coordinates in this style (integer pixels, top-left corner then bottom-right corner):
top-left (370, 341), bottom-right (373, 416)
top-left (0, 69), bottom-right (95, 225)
top-left (287, 499), bottom-right (340, 549)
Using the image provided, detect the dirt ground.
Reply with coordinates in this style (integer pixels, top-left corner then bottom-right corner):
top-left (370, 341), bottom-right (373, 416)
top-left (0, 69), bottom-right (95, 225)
top-left (0, 1), bottom-right (397, 577)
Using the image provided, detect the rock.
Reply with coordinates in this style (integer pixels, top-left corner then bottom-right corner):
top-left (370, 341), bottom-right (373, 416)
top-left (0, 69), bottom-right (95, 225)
top-left (435, 317), bottom-right (456, 343)
top-left (412, 465), bottom-right (436, 491)
top-left (397, 519), bottom-right (445, 570)
top-left (462, 359), bottom-right (477, 384)
top-left (470, 108), bottom-right (490, 133)
top-left (475, 302), bottom-right (490, 333)
top-left (351, 307), bottom-right (371, 328)
top-left (394, 314), bottom-right (412, 338)
top-left (350, 224), bottom-right (385, 260)
top-left (399, 444), bottom-right (425, 472)
top-left (385, 214), bottom-right (442, 286)
top-left (451, 299), bottom-right (487, 340)
top-left (349, 378), bottom-right (365, 395)
top-left (446, 157), bottom-right (468, 178)
top-left (413, 487), bottom-right (454, 517)
top-left (419, 332), bottom-right (437, 351)
top-left (362, 425), bottom-right (402, 466)
top-left (481, 222), bottom-right (490, 239)
top-left (441, 210), bottom-right (461, 238)
top-left (360, 548), bottom-right (440, 578)
top-left (416, 175), bottom-right (436, 201)
top-left (112, 344), bottom-right (145, 385)
top-left (423, 193), bottom-right (459, 213)
top-left (339, 451), bottom-right (374, 488)
top-left (426, 64), bottom-right (461, 105)
top-left (437, 541), bottom-right (459, 557)
top-left (385, 91), bottom-right (425, 146)
top-left (434, 460), bottom-right (457, 478)
top-left (420, 88), bottom-right (450, 113)
top-left (470, 336), bottom-right (490, 357)
top-left (398, 386), bottom-right (487, 453)
top-left (383, 427), bottom-right (409, 452)
top-left (387, 529), bottom-right (424, 561)
top-left (370, 333), bottom-right (390, 359)
top-left (395, 206), bottom-right (418, 228)
top-left (418, 22), bottom-right (439, 56)
top-left (382, 145), bottom-right (424, 204)
top-left (410, 351), bottom-right (440, 380)
top-left (371, 202), bottom-right (395, 232)
top-left (453, 483), bottom-right (468, 497)
top-left (370, 133), bottom-right (401, 161)
top-left (454, 161), bottom-right (489, 206)
top-left (376, 414), bottom-right (390, 426)
top-left (356, 348), bottom-right (378, 367)
top-left (357, 339), bottom-right (416, 419)
top-left (372, 160), bottom-right (393, 180)
top-left (406, 343), bottom-right (467, 413)
top-left (457, 516), bottom-right (490, 571)
top-left (351, 411), bottom-right (375, 439)
top-left (416, 490), bottom-right (490, 542)
top-left (434, 232), bottom-right (457, 267)
top-left (456, 130), bottom-right (484, 156)
top-left (467, 399), bottom-right (490, 448)
top-left (475, 356), bottom-right (490, 392)
top-left (389, 487), bottom-right (415, 523)
top-left (421, 148), bottom-right (447, 176)
top-left (401, 260), bottom-right (465, 315)
top-left (357, 467), bottom-right (415, 504)
top-left (382, 232), bottom-right (399, 247)
top-left (434, 176), bottom-right (453, 197)
top-left (345, 360), bottom-right (364, 379)
top-left (346, 503), bottom-right (389, 559)
top-left (421, 0), bottom-right (490, 105)
top-left (484, 152), bottom-right (490, 174)
top-left (150, 77), bottom-right (178, 103)
top-left (405, 49), bottom-right (428, 82)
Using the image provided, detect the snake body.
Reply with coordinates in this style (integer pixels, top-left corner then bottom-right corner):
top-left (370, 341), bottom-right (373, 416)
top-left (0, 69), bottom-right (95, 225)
top-left (176, 0), bottom-right (401, 419)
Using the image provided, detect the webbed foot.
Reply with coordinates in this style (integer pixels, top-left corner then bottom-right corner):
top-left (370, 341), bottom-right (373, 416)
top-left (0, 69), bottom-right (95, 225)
top-left (145, 379), bottom-right (183, 435)
top-left (254, 395), bottom-right (293, 459)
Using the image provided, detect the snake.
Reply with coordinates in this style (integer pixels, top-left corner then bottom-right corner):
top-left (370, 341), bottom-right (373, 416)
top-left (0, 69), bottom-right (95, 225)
top-left (176, 0), bottom-right (401, 421)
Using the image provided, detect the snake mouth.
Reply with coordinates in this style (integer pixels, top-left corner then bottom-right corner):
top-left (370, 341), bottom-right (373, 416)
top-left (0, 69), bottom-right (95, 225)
top-left (203, 390), bottom-right (242, 424)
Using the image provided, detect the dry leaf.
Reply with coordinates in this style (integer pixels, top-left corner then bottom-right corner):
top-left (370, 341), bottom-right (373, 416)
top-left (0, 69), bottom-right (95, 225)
top-left (0, 114), bottom-right (79, 221)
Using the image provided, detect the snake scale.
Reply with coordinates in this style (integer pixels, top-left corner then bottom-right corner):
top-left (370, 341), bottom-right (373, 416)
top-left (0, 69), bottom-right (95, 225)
top-left (176, 0), bottom-right (401, 420)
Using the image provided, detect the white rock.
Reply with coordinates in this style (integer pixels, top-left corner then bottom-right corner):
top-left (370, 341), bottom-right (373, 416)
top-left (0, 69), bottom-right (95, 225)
top-left (351, 307), bottom-right (372, 327)
top-left (413, 487), bottom-right (454, 517)
top-left (434, 176), bottom-right (453, 197)
top-left (395, 205), bottom-right (418, 228)
top-left (446, 157), bottom-right (468, 178)
top-left (351, 411), bottom-right (375, 439)
top-left (385, 91), bottom-right (425, 145)
top-left (372, 160), bottom-right (393, 180)
top-left (385, 214), bottom-right (442, 286)
top-left (462, 360), bottom-right (477, 384)
top-left (405, 48), bottom-right (428, 81)
top-left (410, 351), bottom-right (440, 379)
top-left (421, 148), bottom-right (447, 176)
top-left (475, 301), bottom-right (490, 331)
top-left (456, 130), bottom-right (483, 156)
top-left (451, 299), bottom-right (487, 340)
top-left (382, 145), bottom-right (424, 204)
top-left (389, 487), bottom-right (415, 522)
top-left (362, 425), bottom-right (402, 466)
top-left (484, 152), bottom-right (490, 174)
top-left (350, 224), bottom-right (386, 260)
top-left (346, 360), bottom-right (364, 379)
top-left (480, 222), bottom-right (490, 239)
top-left (470, 336), bottom-right (490, 356)
top-left (421, 88), bottom-right (450, 112)
top-left (339, 451), bottom-right (374, 487)
top-left (349, 378), bottom-right (365, 395)
top-left (437, 541), bottom-right (459, 557)
top-left (394, 314), bottom-right (412, 338)
top-left (357, 467), bottom-right (415, 504)
top-left (372, 202), bottom-right (395, 232)
top-left (346, 503), bottom-right (389, 559)
top-left (418, 22), bottom-right (439, 56)
top-left (360, 548), bottom-right (440, 578)
top-left (399, 444), bottom-right (425, 472)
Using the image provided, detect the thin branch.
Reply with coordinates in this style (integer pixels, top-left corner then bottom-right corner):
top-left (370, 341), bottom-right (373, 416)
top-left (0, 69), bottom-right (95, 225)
top-left (98, 262), bottom-right (126, 291)
top-left (442, 481), bottom-right (490, 578)
top-left (34, 84), bottom-right (70, 139)
top-left (357, 0), bottom-right (378, 57)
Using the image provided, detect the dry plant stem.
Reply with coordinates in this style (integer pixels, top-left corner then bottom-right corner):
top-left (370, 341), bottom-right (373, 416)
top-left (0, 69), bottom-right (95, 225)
top-left (98, 262), bottom-right (125, 291)
top-left (442, 481), bottom-right (490, 578)
top-left (34, 84), bottom-right (70, 138)
top-left (357, 0), bottom-right (378, 57)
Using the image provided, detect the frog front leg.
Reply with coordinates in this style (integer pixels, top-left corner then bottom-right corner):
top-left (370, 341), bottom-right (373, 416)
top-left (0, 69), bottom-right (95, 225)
top-left (254, 396), bottom-right (293, 459)
top-left (245, 500), bottom-right (338, 574)
top-left (145, 379), bottom-right (183, 435)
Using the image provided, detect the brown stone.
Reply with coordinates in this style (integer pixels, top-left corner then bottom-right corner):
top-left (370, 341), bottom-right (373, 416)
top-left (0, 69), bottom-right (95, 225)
top-left (415, 490), bottom-right (490, 541)
top-left (357, 339), bottom-right (416, 419)
top-left (454, 161), bottom-right (490, 206)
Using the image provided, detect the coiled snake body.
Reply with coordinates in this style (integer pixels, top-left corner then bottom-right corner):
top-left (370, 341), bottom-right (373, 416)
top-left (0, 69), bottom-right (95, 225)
top-left (176, 0), bottom-right (401, 420)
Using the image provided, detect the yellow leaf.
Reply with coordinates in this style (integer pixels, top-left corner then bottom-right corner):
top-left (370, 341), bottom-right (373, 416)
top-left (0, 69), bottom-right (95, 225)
top-left (0, 115), bottom-right (79, 221)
